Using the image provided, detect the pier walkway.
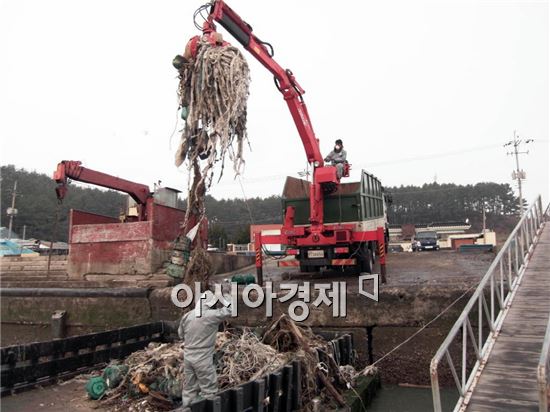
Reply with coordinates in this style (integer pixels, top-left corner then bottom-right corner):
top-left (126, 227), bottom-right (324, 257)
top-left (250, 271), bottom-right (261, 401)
top-left (431, 197), bottom-right (550, 412)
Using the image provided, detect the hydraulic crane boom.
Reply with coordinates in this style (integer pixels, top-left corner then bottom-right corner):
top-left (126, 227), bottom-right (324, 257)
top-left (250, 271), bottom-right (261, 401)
top-left (204, 1), bottom-right (340, 228)
top-left (53, 161), bottom-right (152, 221)
top-left (207, 1), bottom-right (323, 165)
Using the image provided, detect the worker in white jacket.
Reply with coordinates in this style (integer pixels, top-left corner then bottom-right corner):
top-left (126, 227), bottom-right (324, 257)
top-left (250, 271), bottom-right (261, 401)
top-left (178, 290), bottom-right (231, 407)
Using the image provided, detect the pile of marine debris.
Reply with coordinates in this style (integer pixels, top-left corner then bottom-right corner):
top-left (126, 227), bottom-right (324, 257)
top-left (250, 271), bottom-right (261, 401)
top-left (87, 315), bottom-right (358, 411)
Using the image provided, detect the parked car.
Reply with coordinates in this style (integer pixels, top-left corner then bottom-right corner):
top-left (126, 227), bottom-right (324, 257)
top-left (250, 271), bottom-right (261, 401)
top-left (412, 231), bottom-right (440, 251)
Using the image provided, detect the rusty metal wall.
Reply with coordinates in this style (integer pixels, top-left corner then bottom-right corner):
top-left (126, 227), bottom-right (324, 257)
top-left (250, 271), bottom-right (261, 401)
top-left (68, 204), bottom-right (186, 278)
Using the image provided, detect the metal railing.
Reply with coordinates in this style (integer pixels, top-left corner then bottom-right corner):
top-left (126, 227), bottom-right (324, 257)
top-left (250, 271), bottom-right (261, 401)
top-left (430, 195), bottom-right (546, 412)
top-left (538, 313), bottom-right (550, 412)
top-left (538, 200), bottom-right (550, 412)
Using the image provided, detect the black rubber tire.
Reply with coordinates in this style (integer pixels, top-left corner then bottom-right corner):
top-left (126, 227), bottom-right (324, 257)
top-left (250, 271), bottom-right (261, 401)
top-left (357, 243), bottom-right (372, 274)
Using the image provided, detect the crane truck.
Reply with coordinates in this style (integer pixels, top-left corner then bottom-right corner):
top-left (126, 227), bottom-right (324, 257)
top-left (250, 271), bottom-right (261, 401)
top-left (53, 160), bottom-right (206, 239)
top-left (53, 160), bottom-right (208, 277)
top-left (196, 1), bottom-right (389, 282)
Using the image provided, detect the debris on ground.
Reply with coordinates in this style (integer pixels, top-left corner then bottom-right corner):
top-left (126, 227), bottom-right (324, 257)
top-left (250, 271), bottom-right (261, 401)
top-left (97, 342), bottom-right (185, 411)
top-left (216, 330), bottom-right (289, 388)
top-left (87, 316), bottom-right (358, 411)
top-left (263, 314), bottom-right (353, 408)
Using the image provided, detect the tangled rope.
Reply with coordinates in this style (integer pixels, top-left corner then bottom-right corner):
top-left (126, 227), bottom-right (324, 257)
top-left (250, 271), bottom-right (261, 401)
top-left (216, 331), bottom-right (289, 389)
top-left (93, 317), bottom-right (357, 411)
top-left (263, 315), bottom-right (354, 409)
top-left (172, 40), bottom-right (250, 284)
top-left (183, 246), bottom-right (211, 287)
top-left (175, 42), bottom-right (250, 189)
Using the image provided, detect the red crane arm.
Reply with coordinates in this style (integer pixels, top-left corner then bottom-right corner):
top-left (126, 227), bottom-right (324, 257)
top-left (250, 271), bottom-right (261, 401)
top-left (53, 161), bottom-right (151, 207)
top-left (207, 1), bottom-right (324, 166)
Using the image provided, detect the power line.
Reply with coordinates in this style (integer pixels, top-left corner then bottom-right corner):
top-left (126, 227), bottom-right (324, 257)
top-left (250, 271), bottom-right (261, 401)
top-left (361, 142), bottom-right (504, 168)
top-left (237, 175), bottom-right (255, 225)
top-left (213, 141), bottom-right (510, 188)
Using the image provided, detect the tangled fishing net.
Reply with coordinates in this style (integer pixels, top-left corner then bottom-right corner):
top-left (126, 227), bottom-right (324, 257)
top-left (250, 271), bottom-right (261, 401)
top-left (263, 315), bottom-right (354, 409)
top-left (171, 38), bottom-right (250, 284)
top-left (96, 331), bottom-right (288, 411)
top-left (175, 43), bottom-right (250, 178)
top-left (175, 41), bottom-right (250, 223)
top-left (216, 330), bottom-right (289, 388)
top-left (91, 317), bottom-right (358, 411)
top-left (183, 246), bottom-right (211, 287)
top-left (98, 342), bottom-right (184, 411)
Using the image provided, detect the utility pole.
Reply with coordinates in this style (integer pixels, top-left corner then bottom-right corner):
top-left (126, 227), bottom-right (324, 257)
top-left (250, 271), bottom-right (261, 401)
top-left (298, 165), bottom-right (311, 182)
top-left (504, 131), bottom-right (533, 215)
top-left (6, 181), bottom-right (18, 239)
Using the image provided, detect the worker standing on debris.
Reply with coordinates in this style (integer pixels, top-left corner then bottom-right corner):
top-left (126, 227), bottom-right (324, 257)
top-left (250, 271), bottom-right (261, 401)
top-left (324, 139), bottom-right (347, 178)
top-left (178, 290), bottom-right (231, 408)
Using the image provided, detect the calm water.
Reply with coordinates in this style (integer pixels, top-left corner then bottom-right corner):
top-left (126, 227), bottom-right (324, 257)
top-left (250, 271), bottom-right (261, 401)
top-left (368, 385), bottom-right (458, 412)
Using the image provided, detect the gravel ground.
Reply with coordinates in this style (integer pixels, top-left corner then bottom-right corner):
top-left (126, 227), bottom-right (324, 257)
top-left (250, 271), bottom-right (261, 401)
top-left (224, 249), bottom-right (496, 291)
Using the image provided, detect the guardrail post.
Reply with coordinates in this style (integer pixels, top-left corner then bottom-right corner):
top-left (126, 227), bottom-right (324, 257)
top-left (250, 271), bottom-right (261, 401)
top-left (514, 234), bottom-right (519, 276)
top-left (478, 295), bottom-right (483, 356)
top-left (462, 322), bottom-right (467, 391)
top-left (490, 275), bottom-right (495, 326)
top-left (430, 359), bottom-right (442, 412)
top-left (508, 248), bottom-right (512, 291)
top-left (526, 209), bottom-right (535, 243)
top-left (499, 260), bottom-right (504, 308)
top-left (538, 312), bottom-right (550, 412)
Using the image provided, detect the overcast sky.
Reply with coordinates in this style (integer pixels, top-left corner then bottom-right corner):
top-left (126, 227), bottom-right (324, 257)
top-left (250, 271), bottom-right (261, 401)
top-left (1, 0), bottom-right (548, 206)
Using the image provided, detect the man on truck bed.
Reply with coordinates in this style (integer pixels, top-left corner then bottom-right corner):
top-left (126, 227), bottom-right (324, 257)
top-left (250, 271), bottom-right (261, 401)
top-left (324, 139), bottom-right (347, 178)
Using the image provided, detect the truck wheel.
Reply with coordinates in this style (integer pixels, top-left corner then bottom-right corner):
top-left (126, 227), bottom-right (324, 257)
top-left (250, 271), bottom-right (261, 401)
top-left (357, 243), bottom-right (372, 274)
top-left (360, 257), bottom-right (371, 274)
top-left (370, 242), bottom-right (377, 265)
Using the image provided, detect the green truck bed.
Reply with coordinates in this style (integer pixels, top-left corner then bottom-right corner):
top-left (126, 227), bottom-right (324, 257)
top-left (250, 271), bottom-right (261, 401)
top-left (282, 170), bottom-right (385, 225)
